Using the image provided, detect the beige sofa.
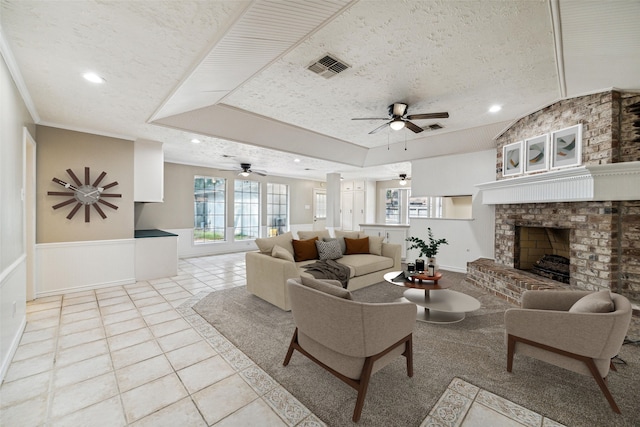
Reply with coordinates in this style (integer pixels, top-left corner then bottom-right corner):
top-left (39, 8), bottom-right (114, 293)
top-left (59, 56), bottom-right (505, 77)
top-left (245, 230), bottom-right (402, 310)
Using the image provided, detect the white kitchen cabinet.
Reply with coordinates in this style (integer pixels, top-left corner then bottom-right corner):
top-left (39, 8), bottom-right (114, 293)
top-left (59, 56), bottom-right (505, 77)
top-left (134, 140), bottom-right (164, 202)
top-left (340, 181), bottom-right (373, 231)
top-left (360, 224), bottom-right (409, 259)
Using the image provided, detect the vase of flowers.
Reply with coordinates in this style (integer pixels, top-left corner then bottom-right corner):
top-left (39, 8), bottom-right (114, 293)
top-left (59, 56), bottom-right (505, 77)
top-left (406, 227), bottom-right (449, 271)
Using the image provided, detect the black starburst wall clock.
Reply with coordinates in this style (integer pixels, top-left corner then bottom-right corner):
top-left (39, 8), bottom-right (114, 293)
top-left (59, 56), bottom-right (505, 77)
top-left (48, 167), bottom-right (122, 222)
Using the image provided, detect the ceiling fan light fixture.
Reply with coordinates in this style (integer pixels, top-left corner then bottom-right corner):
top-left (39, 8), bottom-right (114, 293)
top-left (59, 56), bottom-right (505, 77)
top-left (390, 119), bottom-right (405, 131)
top-left (239, 171), bottom-right (250, 177)
top-left (399, 174), bottom-right (408, 185)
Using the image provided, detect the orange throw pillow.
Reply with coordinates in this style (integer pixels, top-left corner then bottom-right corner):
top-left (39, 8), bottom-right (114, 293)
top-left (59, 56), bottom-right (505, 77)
top-left (292, 237), bottom-right (319, 262)
top-left (344, 236), bottom-right (370, 255)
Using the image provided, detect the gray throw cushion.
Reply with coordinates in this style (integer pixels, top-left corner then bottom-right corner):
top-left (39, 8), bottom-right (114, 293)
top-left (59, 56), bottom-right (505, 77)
top-left (315, 239), bottom-right (343, 260)
top-left (569, 290), bottom-right (614, 313)
top-left (300, 276), bottom-right (352, 300)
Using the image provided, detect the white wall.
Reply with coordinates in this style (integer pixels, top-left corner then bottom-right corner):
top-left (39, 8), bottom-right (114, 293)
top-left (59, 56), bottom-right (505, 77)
top-left (36, 240), bottom-right (136, 297)
top-left (0, 43), bottom-right (35, 381)
top-left (407, 150), bottom-right (496, 272)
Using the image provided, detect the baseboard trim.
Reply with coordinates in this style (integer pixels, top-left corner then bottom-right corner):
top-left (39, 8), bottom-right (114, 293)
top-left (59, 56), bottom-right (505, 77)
top-left (0, 315), bottom-right (26, 384)
top-left (36, 277), bottom-right (136, 298)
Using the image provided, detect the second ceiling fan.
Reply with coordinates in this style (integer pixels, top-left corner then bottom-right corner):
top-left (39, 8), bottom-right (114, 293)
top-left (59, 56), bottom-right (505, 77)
top-left (352, 102), bottom-right (449, 134)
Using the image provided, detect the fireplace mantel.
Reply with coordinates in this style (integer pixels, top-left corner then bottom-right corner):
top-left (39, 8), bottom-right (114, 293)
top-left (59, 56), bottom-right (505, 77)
top-left (476, 161), bottom-right (640, 205)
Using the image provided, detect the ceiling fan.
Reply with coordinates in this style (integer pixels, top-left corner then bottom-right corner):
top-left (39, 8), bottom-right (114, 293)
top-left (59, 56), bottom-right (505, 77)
top-left (352, 102), bottom-right (449, 134)
top-left (236, 163), bottom-right (267, 177)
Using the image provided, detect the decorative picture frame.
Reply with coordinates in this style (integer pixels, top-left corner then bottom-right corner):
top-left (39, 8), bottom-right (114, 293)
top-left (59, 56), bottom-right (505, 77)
top-left (551, 124), bottom-right (582, 169)
top-left (524, 134), bottom-right (549, 173)
top-left (502, 141), bottom-right (523, 176)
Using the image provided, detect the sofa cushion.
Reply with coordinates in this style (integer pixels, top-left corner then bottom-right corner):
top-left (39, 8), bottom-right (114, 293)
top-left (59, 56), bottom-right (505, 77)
top-left (300, 276), bottom-right (352, 300)
top-left (338, 254), bottom-right (393, 276)
top-left (298, 230), bottom-right (331, 240)
top-left (365, 235), bottom-right (384, 256)
top-left (335, 230), bottom-right (361, 254)
top-left (255, 231), bottom-right (294, 256)
top-left (345, 236), bottom-right (370, 255)
top-left (569, 290), bottom-right (614, 313)
top-left (315, 239), bottom-right (343, 260)
top-left (272, 244), bottom-right (294, 262)
top-left (292, 237), bottom-right (319, 262)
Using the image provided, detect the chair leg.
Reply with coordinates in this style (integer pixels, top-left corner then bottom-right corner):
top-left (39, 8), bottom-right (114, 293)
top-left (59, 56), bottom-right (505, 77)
top-left (506, 334), bottom-right (516, 372)
top-left (353, 357), bottom-right (375, 422)
top-left (283, 328), bottom-right (298, 366)
top-left (510, 334), bottom-right (622, 413)
top-left (585, 358), bottom-right (621, 414)
top-left (404, 334), bottom-right (414, 377)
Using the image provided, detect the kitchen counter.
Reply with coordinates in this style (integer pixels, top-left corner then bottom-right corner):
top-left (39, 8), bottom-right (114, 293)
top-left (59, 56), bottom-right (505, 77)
top-left (134, 229), bottom-right (178, 280)
top-left (135, 229), bottom-right (178, 238)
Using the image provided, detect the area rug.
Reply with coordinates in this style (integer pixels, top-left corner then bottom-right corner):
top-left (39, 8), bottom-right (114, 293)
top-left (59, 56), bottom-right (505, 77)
top-left (193, 273), bottom-right (640, 427)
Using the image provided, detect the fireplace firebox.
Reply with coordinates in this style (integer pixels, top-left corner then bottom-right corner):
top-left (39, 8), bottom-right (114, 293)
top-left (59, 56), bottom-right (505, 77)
top-left (515, 226), bottom-right (570, 284)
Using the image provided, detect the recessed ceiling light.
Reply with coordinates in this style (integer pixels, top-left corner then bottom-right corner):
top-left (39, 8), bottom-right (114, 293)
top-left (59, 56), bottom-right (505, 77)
top-left (489, 105), bottom-right (502, 113)
top-left (294, 158), bottom-right (301, 163)
top-left (83, 72), bottom-right (105, 84)
top-left (191, 138), bottom-right (201, 144)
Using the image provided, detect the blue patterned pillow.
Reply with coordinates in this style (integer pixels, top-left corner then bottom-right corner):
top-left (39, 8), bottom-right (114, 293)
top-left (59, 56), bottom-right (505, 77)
top-left (315, 239), bottom-right (343, 260)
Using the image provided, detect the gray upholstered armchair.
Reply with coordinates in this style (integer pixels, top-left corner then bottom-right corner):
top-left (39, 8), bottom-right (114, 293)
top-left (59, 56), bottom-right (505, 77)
top-left (505, 290), bottom-right (632, 413)
top-left (283, 277), bottom-right (416, 422)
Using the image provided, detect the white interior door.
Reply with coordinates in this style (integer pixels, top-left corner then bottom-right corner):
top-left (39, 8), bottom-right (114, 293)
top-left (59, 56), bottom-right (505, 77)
top-left (312, 188), bottom-right (326, 231)
top-left (353, 191), bottom-right (365, 231)
top-left (341, 191), bottom-right (353, 231)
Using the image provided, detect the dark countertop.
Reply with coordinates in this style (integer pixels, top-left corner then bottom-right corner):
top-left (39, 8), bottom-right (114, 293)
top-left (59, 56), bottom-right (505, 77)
top-left (134, 229), bottom-right (178, 238)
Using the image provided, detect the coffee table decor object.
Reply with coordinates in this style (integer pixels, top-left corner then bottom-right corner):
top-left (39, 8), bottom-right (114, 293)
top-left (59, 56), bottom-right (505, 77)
top-left (384, 271), bottom-right (481, 324)
top-left (408, 272), bottom-right (442, 284)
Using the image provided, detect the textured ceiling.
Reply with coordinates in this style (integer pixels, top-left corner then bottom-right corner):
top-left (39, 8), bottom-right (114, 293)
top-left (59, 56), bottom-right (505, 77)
top-left (1, 0), bottom-right (639, 182)
top-left (223, 0), bottom-right (557, 149)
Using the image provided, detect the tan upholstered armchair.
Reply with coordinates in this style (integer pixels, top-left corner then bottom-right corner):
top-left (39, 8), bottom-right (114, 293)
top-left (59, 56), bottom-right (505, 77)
top-left (505, 290), bottom-right (632, 413)
top-left (284, 277), bottom-right (416, 422)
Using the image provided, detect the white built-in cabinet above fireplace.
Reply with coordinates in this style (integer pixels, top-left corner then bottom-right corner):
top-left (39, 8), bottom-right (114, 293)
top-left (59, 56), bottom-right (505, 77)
top-left (476, 161), bottom-right (640, 205)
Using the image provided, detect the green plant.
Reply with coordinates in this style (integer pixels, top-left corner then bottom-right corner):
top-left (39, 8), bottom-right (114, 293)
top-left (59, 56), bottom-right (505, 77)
top-left (406, 227), bottom-right (449, 258)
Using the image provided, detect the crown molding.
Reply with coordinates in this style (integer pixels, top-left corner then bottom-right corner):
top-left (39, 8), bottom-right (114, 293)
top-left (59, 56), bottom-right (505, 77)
top-left (0, 27), bottom-right (40, 123)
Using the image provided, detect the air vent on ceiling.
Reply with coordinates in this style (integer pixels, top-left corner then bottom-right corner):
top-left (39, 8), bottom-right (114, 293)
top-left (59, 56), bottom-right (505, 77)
top-left (307, 54), bottom-right (350, 79)
top-left (427, 123), bottom-right (444, 130)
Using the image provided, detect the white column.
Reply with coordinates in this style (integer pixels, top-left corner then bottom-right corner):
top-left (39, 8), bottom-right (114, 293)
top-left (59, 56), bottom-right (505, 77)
top-left (325, 173), bottom-right (341, 233)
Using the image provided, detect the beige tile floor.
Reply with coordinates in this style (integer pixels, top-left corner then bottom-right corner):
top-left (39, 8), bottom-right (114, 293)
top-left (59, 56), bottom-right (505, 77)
top-left (1, 252), bottom-right (560, 426)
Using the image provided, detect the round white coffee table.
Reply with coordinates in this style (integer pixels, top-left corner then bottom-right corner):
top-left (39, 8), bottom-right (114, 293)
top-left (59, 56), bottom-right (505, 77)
top-left (383, 271), bottom-right (481, 324)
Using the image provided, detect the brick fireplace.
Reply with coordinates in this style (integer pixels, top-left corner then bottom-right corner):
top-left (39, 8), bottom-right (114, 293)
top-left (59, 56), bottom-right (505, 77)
top-left (467, 90), bottom-right (640, 304)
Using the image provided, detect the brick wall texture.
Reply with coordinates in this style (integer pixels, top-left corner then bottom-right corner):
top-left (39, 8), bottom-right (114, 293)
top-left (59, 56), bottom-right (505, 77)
top-left (471, 90), bottom-right (640, 302)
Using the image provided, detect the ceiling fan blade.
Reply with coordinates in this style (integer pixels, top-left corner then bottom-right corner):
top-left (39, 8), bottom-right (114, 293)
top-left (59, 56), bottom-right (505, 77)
top-left (369, 122), bottom-right (391, 134)
top-left (352, 117), bottom-right (389, 121)
top-left (405, 121), bottom-right (424, 133)
top-left (406, 112), bottom-right (449, 120)
top-left (253, 171), bottom-right (267, 177)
